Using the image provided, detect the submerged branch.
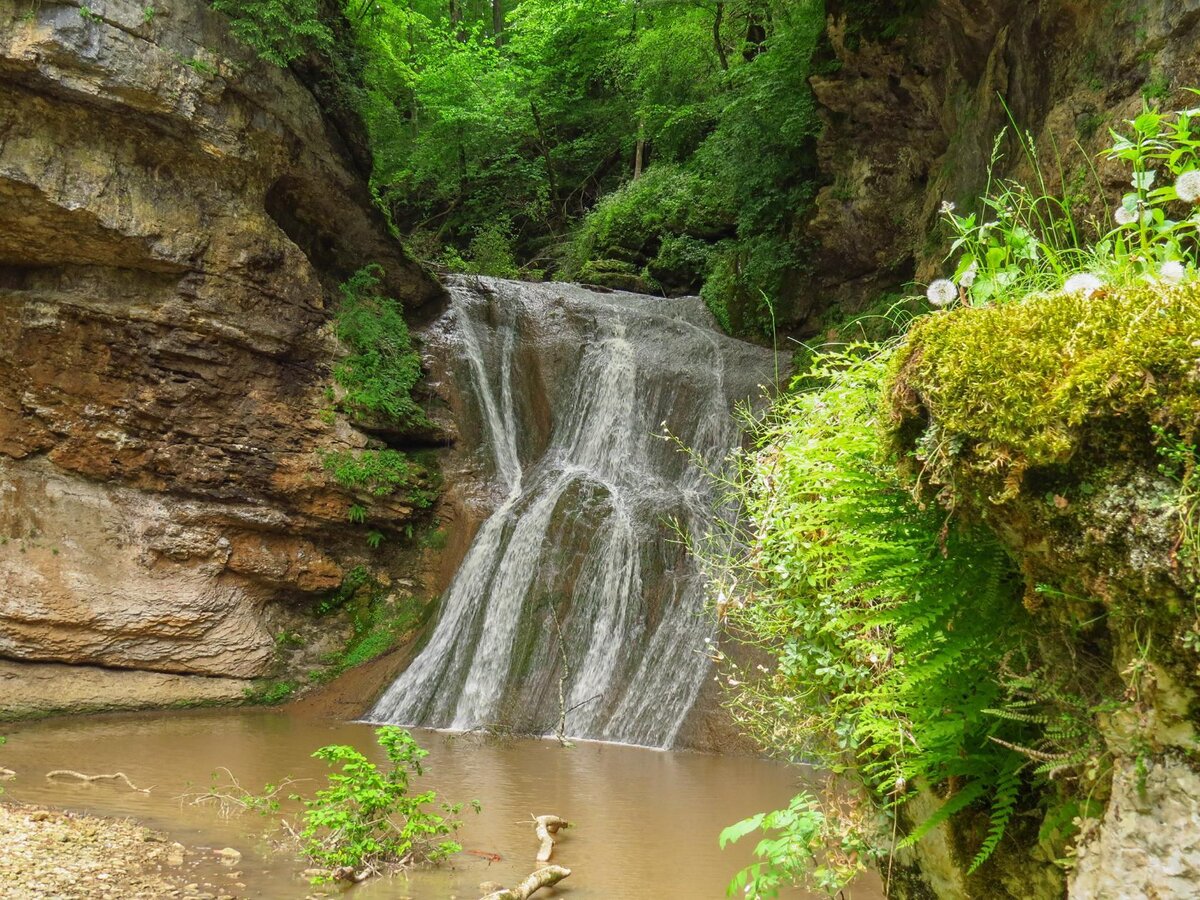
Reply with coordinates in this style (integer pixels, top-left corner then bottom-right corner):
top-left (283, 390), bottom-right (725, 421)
top-left (480, 865), bottom-right (571, 900)
top-left (45, 770), bottom-right (150, 793)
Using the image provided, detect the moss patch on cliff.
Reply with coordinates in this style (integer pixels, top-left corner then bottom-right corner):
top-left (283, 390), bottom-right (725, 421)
top-left (885, 284), bottom-right (1200, 485)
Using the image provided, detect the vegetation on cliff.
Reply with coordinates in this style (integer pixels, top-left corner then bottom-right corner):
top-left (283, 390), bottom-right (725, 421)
top-left (711, 105), bottom-right (1200, 896)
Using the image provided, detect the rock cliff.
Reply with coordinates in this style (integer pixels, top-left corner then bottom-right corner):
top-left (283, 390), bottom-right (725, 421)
top-left (805, 0), bottom-right (1200, 319)
top-left (810, 2), bottom-right (1200, 896)
top-left (0, 0), bottom-right (442, 716)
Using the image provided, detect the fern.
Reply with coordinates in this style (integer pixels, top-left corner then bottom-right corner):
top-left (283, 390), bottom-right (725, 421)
top-left (710, 344), bottom-right (1046, 881)
top-left (969, 761), bottom-right (1023, 873)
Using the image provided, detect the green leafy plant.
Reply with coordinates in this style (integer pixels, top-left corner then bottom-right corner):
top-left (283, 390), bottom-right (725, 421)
top-left (332, 266), bottom-right (428, 430)
top-left (321, 449), bottom-right (420, 497)
top-left (928, 98), bottom-right (1200, 308)
top-left (292, 727), bottom-right (470, 873)
top-left (209, 0), bottom-right (332, 67)
top-left (721, 792), bottom-right (878, 898)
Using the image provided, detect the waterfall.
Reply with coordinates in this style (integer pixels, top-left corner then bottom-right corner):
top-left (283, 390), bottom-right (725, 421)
top-left (368, 277), bottom-right (771, 748)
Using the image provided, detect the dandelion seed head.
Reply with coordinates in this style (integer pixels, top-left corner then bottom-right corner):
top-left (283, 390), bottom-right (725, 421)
top-left (959, 261), bottom-right (978, 289)
top-left (926, 279), bottom-right (957, 307)
top-left (1114, 206), bottom-right (1138, 226)
top-left (1176, 170), bottom-right (1200, 203)
top-left (1063, 273), bottom-right (1104, 298)
top-left (1161, 260), bottom-right (1186, 285)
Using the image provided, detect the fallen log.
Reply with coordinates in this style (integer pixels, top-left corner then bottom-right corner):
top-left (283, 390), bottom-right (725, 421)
top-left (480, 865), bottom-right (571, 900)
top-left (533, 814), bottom-right (569, 862)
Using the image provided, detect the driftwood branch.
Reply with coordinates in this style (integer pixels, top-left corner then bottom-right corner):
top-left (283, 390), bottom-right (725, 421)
top-left (45, 770), bottom-right (149, 793)
top-left (546, 606), bottom-right (573, 746)
top-left (480, 865), bottom-right (571, 900)
top-left (533, 814), bottom-right (569, 863)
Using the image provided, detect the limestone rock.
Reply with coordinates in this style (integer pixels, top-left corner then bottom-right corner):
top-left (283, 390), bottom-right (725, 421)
top-left (0, 0), bottom-right (441, 711)
top-left (1071, 755), bottom-right (1200, 899)
top-left (0, 658), bottom-right (252, 717)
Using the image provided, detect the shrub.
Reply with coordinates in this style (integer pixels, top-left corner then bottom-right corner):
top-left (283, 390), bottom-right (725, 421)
top-left (294, 727), bottom-right (469, 872)
top-left (321, 449), bottom-right (420, 497)
top-left (569, 164), bottom-right (727, 294)
top-left (208, 0), bottom-right (332, 67)
top-left (332, 265), bottom-right (428, 430)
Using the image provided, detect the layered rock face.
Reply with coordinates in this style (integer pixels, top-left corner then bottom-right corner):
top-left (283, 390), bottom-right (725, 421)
top-left (806, 0), bottom-right (1200, 315)
top-left (0, 0), bottom-right (441, 715)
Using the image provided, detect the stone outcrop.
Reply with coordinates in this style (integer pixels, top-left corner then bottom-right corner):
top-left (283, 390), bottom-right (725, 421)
top-left (803, 0), bottom-right (1200, 320)
top-left (0, 0), bottom-right (442, 714)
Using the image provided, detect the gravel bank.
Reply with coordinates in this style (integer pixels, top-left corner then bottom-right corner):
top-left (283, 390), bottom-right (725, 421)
top-left (0, 803), bottom-right (242, 899)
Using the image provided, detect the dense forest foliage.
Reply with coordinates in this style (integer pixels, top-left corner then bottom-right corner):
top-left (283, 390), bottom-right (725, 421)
top-left (353, 0), bottom-right (826, 334)
top-left (213, 0), bottom-right (844, 333)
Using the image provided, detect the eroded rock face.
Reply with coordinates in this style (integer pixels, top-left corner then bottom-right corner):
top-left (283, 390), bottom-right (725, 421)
top-left (1071, 755), bottom-right (1200, 898)
top-left (0, 0), bottom-right (441, 712)
top-left (804, 0), bottom-right (1200, 319)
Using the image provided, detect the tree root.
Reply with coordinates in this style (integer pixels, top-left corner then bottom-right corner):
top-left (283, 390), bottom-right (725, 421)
top-left (480, 865), bottom-right (571, 900)
top-left (45, 770), bottom-right (150, 793)
top-left (532, 814), bottom-right (568, 863)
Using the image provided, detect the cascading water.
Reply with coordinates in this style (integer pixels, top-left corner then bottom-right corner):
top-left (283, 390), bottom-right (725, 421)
top-left (369, 276), bottom-right (772, 747)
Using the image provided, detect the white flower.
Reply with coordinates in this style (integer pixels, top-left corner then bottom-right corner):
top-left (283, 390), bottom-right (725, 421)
top-left (959, 260), bottom-right (979, 288)
top-left (939, 200), bottom-right (956, 216)
top-left (1063, 273), bottom-right (1104, 298)
top-left (1114, 206), bottom-right (1138, 226)
top-left (1160, 260), bottom-right (1186, 284)
top-left (926, 279), bottom-right (958, 307)
top-left (1175, 170), bottom-right (1200, 203)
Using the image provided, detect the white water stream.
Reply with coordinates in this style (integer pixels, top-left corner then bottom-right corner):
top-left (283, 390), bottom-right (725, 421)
top-left (369, 278), bottom-right (770, 747)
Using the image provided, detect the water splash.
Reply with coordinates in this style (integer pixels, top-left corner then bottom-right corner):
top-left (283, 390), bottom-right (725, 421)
top-left (369, 277), bottom-right (770, 747)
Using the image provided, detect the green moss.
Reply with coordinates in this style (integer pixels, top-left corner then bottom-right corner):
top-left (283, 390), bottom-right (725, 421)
top-left (244, 679), bottom-right (301, 705)
top-left (885, 284), bottom-right (1200, 477)
top-left (314, 573), bottom-right (431, 680)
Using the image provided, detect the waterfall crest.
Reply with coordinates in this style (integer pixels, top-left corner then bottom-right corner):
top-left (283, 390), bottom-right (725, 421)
top-left (369, 277), bottom-right (771, 747)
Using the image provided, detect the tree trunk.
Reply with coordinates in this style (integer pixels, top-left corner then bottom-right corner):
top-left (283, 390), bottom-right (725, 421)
top-left (743, 2), bottom-right (767, 62)
top-left (450, 0), bottom-right (466, 41)
top-left (481, 866), bottom-right (571, 900)
top-left (492, 0), bottom-right (504, 46)
top-left (633, 118), bottom-right (646, 179)
top-left (529, 101), bottom-right (559, 202)
top-left (713, 1), bottom-right (728, 70)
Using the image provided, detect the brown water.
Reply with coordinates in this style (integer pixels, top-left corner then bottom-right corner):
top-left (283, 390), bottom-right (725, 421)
top-left (1, 710), bottom-right (883, 899)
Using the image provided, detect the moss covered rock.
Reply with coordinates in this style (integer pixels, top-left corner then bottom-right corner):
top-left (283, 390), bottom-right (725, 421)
top-left (884, 284), bottom-right (1200, 898)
